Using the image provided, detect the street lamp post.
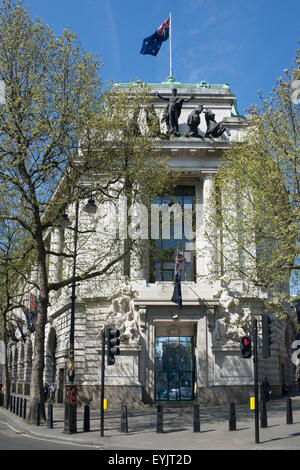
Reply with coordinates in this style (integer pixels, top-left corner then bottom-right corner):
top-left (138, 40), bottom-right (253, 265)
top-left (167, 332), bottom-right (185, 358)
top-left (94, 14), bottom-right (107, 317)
top-left (60, 197), bottom-right (97, 434)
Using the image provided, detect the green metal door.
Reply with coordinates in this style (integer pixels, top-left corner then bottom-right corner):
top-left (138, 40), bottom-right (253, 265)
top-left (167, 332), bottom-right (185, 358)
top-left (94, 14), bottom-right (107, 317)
top-left (155, 336), bottom-right (195, 402)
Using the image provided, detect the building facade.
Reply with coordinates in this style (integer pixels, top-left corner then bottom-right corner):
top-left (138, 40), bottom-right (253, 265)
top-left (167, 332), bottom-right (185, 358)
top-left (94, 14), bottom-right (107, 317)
top-left (7, 77), bottom-right (297, 407)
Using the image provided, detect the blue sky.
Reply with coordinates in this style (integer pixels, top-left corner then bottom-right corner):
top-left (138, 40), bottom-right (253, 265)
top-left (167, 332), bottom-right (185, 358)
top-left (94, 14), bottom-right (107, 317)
top-left (24, 0), bottom-right (300, 115)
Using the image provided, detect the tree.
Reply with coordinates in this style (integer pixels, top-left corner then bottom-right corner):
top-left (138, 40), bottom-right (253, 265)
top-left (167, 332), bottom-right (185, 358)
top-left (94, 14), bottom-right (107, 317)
top-left (208, 42), bottom-right (299, 315)
top-left (0, 1), bottom-right (174, 422)
top-left (0, 219), bottom-right (33, 408)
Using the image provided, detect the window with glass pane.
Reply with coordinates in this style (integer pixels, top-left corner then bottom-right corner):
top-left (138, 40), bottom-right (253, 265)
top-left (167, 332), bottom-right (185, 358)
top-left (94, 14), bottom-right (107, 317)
top-left (150, 186), bottom-right (196, 282)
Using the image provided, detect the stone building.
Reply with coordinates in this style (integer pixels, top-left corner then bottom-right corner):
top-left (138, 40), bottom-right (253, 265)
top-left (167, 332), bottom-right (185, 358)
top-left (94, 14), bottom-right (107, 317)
top-left (7, 77), bottom-right (297, 407)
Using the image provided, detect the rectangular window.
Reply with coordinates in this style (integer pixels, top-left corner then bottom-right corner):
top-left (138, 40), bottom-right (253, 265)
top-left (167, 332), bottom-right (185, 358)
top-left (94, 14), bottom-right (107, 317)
top-left (149, 186), bottom-right (196, 282)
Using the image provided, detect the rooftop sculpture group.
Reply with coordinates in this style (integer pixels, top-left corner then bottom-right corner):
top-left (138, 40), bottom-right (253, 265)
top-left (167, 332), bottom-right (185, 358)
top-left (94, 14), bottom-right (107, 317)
top-left (155, 88), bottom-right (193, 137)
top-left (155, 88), bottom-right (231, 139)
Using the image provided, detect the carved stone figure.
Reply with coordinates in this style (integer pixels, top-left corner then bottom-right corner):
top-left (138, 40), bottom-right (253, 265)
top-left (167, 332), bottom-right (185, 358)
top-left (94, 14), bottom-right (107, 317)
top-left (226, 312), bottom-right (249, 340)
top-left (156, 88), bottom-right (193, 136)
top-left (204, 109), bottom-right (231, 139)
top-left (212, 312), bottom-right (250, 343)
top-left (183, 105), bottom-right (203, 138)
top-left (212, 317), bottom-right (227, 343)
top-left (145, 104), bottom-right (161, 137)
top-left (101, 286), bottom-right (140, 344)
top-left (128, 105), bottom-right (141, 137)
top-left (219, 289), bottom-right (239, 313)
top-left (212, 289), bottom-right (252, 343)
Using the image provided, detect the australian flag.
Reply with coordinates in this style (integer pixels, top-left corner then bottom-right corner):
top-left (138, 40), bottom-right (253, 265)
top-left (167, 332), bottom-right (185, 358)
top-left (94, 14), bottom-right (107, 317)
top-left (171, 254), bottom-right (183, 310)
top-left (13, 314), bottom-right (26, 342)
top-left (140, 16), bottom-right (170, 56)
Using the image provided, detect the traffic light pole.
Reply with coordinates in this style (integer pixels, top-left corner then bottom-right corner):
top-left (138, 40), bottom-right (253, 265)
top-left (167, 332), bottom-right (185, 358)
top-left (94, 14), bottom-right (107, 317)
top-left (253, 318), bottom-right (259, 444)
top-left (101, 330), bottom-right (105, 437)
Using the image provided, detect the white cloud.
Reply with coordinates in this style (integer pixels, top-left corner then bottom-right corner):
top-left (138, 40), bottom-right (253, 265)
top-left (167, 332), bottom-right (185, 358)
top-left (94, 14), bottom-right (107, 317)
top-left (104, 0), bottom-right (122, 74)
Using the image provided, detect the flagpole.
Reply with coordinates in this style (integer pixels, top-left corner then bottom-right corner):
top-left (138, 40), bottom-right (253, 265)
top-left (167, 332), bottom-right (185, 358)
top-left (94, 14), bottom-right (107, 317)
top-left (174, 244), bottom-right (179, 281)
top-left (169, 11), bottom-right (173, 77)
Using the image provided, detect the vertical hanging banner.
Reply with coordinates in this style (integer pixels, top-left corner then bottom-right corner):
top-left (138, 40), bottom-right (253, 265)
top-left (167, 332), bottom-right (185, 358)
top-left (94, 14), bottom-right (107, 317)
top-left (13, 315), bottom-right (26, 342)
top-left (23, 305), bottom-right (35, 333)
top-left (23, 294), bottom-right (38, 333)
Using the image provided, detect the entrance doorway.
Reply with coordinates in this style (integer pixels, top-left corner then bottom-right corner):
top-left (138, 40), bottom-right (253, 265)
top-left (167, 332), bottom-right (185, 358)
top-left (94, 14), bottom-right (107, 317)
top-left (155, 336), bottom-right (195, 402)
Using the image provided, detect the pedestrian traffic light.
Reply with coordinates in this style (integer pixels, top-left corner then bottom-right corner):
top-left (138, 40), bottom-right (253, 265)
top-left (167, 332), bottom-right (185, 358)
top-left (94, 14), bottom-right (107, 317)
top-left (106, 328), bottom-right (120, 366)
top-left (240, 335), bottom-right (252, 358)
top-left (262, 314), bottom-right (272, 358)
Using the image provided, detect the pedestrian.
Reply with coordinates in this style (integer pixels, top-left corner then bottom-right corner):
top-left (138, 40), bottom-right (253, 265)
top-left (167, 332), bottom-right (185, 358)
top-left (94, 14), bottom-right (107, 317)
top-left (282, 383), bottom-right (289, 395)
top-left (43, 383), bottom-right (48, 402)
top-left (261, 377), bottom-right (272, 401)
top-left (49, 383), bottom-right (56, 402)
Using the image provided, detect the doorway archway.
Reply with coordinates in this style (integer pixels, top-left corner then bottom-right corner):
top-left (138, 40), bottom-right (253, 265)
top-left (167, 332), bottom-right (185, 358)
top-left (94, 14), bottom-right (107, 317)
top-left (45, 328), bottom-right (57, 385)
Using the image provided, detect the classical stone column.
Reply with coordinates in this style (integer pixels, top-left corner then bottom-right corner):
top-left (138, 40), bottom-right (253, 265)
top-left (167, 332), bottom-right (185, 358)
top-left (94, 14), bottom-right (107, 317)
top-left (48, 228), bottom-right (64, 302)
top-left (11, 345), bottom-right (18, 393)
top-left (24, 340), bottom-right (33, 395)
top-left (17, 343), bottom-right (25, 394)
top-left (197, 173), bottom-right (217, 277)
top-left (127, 202), bottom-right (149, 281)
top-left (197, 316), bottom-right (208, 388)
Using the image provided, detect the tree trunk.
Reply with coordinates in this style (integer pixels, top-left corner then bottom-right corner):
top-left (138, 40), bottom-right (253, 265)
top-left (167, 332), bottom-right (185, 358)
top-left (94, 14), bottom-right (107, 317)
top-left (2, 328), bottom-right (10, 409)
top-left (26, 236), bottom-right (49, 424)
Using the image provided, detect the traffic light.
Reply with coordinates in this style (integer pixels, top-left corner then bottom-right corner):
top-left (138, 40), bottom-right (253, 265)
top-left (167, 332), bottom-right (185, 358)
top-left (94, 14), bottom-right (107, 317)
top-left (240, 335), bottom-right (252, 358)
top-left (106, 328), bottom-right (120, 366)
top-left (262, 315), bottom-right (272, 358)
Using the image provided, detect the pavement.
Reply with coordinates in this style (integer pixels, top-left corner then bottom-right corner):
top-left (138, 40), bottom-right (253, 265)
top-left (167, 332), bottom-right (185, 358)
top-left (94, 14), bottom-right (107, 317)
top-left (1, 392), bottom-right (300, 451)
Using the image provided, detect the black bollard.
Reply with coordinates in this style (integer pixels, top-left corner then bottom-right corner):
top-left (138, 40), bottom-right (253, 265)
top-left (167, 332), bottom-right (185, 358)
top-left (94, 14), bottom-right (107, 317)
top-left (83, 405), bottom-right (90, 432)
top-left (23, 399), bottom-right (26, 420)
top-left (260, 400), bottom-right (268, 428)
top-left (16, 397), bottom-right (19, 415)
top-left (10, 395), bottom-right (12, 412)
top-left (193, 404), bottom-right (200, 432)
top-left (64, 402), bottom-right (77, 434)
top-left (34, 403), bottom-right (40, 426)
top-left (286, 398), bottom-right (293, 424)
top-left (156, 405), bottom-right (163, 433)
top-left (19, 398), bottom-right (23, 418)
top-left (120, 405), bottom-right (128, 433)
top-left (229, 402), bottom-right (236, 431)
top-left (47, 404), bottom-right (53, 429)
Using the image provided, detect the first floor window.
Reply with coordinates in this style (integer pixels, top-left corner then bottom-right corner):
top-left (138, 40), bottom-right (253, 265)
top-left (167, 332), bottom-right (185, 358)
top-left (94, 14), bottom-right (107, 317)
top-left (149, 186), bottom-right (196, 282)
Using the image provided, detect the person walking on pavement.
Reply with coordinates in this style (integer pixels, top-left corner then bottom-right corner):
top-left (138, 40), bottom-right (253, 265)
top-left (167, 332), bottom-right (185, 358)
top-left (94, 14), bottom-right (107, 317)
top-left (49, 383), bottom-right (56, 402)
top-left (43, 383), bottom-right (48, 402)
top-left (262, 377), bottom-right (272, 401)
